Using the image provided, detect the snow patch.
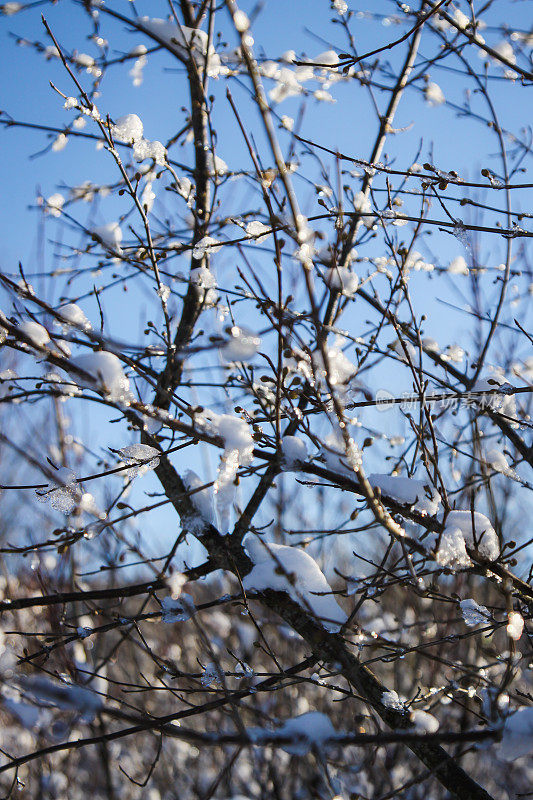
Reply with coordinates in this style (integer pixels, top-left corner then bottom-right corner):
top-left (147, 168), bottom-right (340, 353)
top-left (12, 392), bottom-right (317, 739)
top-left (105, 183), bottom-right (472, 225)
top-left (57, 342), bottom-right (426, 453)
top-left (58, 303), bottom-right (92, 332)
top-left (161, 594), bottom-right (195, 623)
top-left (243, 537), bottom-right (347, 632)
top-left (199, 412), bottom-right (254, 534)
top-left (506, 611), bottom-right (524, 641)
top-left (281, 436), bottom-right (308, 471)
top-left (18, 320), bottom-right (50, 348)
top-left (368, 474), bottom-right (441, 516)
top-left (273, 711), bottom-right (337, 754)
top-left (72, 351), bottom-right (131, 402)
top-left (111, 113), bottom-right (143, 143)
top-left (409, 709), bottom-right (439, 733)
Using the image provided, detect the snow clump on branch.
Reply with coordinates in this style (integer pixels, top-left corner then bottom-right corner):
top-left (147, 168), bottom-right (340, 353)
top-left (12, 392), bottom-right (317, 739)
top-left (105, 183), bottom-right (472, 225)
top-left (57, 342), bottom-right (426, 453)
top-left (71, 351), bottom-right (132, 403)
top-left (111, 113), bottom-right (144, 144)
top-left (436, 510), bottom-right (499, 569)
top-left (367, 474), bottom-right (441, 517)
top-left (243, 536), bottom-right (347, 632)
top-left (198, 411), bottom-right (254, 534)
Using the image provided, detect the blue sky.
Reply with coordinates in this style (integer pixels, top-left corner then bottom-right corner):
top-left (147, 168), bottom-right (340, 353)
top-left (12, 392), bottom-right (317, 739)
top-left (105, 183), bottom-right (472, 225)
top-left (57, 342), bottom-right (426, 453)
top-left (1, 0), bottom-right (529, 270)
top-left (0, 1), bottom-right (531, 567)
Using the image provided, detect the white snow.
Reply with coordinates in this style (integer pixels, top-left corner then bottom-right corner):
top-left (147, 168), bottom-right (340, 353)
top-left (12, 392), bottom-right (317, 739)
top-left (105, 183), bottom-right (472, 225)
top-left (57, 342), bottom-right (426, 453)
top-left (18, 320), bottom-right (50, 348)
top-left (506, 611), bottom-right (524, 641)
top-left (190, 266), bottom-right (218, 306)
top-left (161, 594), bottom-right (195, 623)
top-left (273, 711), bottom-right (337, 754)
top-left (425, 82), bottom-right (445, 106)
top-left (422, 337), bottom-right (440, 353)
top-left (353, 191), bottom-right (375, 229)
top-left (133, 138), bottom-right (166, 165)
top-left (19, 675), bottom-right (102, 720)
top-left (72, 351), bottom-right (131, 402)
top-left (443, 344), bottom-right (464, 364)
top-left (78, 492), bottom-right (103, 518)
top-left (117, 443), bottom-right (160, 478)
top-left (74, 53), bottom-right (95, 68)
top-left (137, 18), bottom-right (222, 76)
top-left (139, 18), bottom-right (208, 55)
top-left (245, 220), bottom-right (271, 241)
top-left (382, 690), bottom-right (405, 711)
top-left (142, 181), bottom-right (156, 212)
top-left (93, 222), bottom-right (123, 253)
top-left (436, 527), bottom-right (472, 570)
top-left (332, 0), bottom-right (348, 15)
top-left (192, 235), bottom-right (222, 260)
top-left (58, 303), bottom-right (92, 331)
top-left (199, 412), bottom-right (254, 534)
top-left (1, 3), bottom-right (23, 15)
top-left (129, 47), bottom-right (147, 86)
top-left (293, 240), bottom-right (315, 267)
top-left (460, 598), bottom-right (490, 626)
top-left (492, 40), bottom-right (516, 66)
top-left (281, 436), bottom-right (308, 470)
top-left (269, 66), bottom-right (305, 104)
top-left (447, 510), bottom-right (498, 559)
top-left (310, 343), bottom-right (357, 388)
top-left (233, 10), bottom-right (250, 32)
top-left (367, 474), bottom-right (441, 516)
top-left (322, 431), bottom-right (362, 476)
top-left (52, 133), bottom-right (68, 151)
top-left (168, 572), bottom-right (187, 599)
top-left (498, 708), bottom-right (533, 760)
top-left (409, 709), bottom-right (439, 733)
top-left (471, 375), bottom-right (518, 424)
top-left (436, 511), bottom-right (499, 570)
top-left (221, 326), bottom-right (261, 362)
top-left (243, 536), bottom-right (347, 632)
top-left (111, 113), bottom-right (144, 143)
top-left (202, 412), bottom-right (254, 462)
top-left (325, 266), bottom-right (359, 296)
top-left (314, 89), bottom-right (335, 103)
top-left (484, 448), bottom-right (510, 473)
top-left (448, 256), bottom-right (469, 275)
top-left (175, 176), bottom-right (193, 201)
top-left (46, 192), bottom-right (65, 217)
top-left (390, 338), bottom-right (417, 363)
top-left (183, 469), bottom-right (217, 526)
top-left (453, 8), bottom-right (470, 29)
top-left (314, 50), bottom-right (340, 67)
top-left (206, 153), bottom-right (228, 176)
